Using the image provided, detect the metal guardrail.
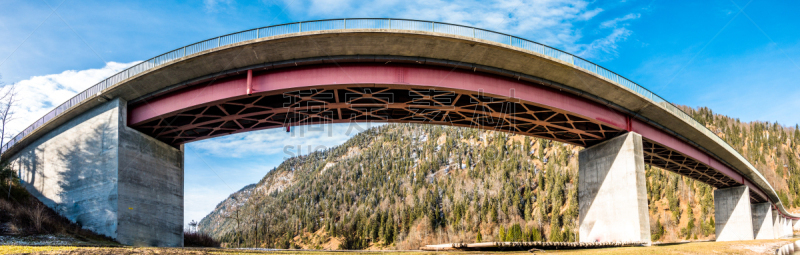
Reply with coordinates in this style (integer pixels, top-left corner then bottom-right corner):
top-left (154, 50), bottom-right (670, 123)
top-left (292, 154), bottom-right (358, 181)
top-left (0, 18), bottom-right (775, 201)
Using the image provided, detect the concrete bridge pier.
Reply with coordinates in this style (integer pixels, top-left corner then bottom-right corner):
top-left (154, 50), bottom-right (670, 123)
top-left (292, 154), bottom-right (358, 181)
top-left (578, 132), bottom-right (651, 244)
top-left (751, 202), bottom-right (774, 239)
top-left (773, 211), bottom-right (782, 238)
top-left (781, 216), bottom-right (790, 237)
top-left (714, 185), bottom-right (754, 241)
top-left (781, 217), bottom-right (789, 237)
top-left (9, 98), bottom-right (184, 247)
top-left (773, 211), bottom-right (794, 238)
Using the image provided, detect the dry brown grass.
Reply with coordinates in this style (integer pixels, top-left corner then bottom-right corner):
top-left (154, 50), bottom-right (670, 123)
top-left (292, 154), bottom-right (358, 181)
top-left (2, 238), bottom-right (795, 255)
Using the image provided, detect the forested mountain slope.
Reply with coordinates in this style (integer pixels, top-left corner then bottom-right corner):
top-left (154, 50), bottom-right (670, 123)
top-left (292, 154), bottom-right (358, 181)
top-left (198, 107), bottom-right (800, 249)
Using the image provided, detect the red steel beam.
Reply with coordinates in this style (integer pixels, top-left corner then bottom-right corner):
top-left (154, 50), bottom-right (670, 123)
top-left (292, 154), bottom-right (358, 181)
top-left (129, 64), bottom-right (628, 127)
top-left (246, 69), bottom-right (253, 96)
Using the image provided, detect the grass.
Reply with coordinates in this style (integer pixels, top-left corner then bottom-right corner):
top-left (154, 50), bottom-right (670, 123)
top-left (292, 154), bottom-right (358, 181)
top-left (1, 239), bottom-right (795, 255)
top-left (0, 246), bottom-right (82, 254)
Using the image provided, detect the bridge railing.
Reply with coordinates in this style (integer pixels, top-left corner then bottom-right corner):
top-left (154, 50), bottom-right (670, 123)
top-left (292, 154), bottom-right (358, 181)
top-left (0, 19), bottom-right (768, 195)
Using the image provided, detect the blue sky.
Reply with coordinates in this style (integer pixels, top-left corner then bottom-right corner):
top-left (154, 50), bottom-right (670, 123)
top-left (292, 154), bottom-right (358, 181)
top-left (1, 0), bottom-right (799, 226)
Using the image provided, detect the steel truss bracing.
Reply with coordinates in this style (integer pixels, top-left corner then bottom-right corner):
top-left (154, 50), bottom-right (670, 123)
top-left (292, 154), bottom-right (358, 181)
top-left (131, 86), bottom-right (625, 147)
top-left (642, 139), bottom-right (767, 203)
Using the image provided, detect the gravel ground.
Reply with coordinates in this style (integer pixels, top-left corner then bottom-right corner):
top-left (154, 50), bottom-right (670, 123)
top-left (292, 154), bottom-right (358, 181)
top-left (0, 235), bottom-right (91, 246)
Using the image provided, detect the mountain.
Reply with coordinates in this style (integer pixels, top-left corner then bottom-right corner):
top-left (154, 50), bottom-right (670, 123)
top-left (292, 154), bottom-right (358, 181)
top-left (198, 107), bottom-right (800, 249)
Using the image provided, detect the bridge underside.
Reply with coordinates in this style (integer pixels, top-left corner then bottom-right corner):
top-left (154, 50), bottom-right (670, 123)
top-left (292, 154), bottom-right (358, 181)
top-left (132, 86), bottom-right (624, 147)
top-left (642, 140), bottom-right (756, 200)
top-left (128, 63), bottom-right (759, 201)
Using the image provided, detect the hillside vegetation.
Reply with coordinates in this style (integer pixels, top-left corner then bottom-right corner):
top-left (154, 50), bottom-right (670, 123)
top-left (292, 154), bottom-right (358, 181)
top-left (198, 107), bottom-right (800, 249)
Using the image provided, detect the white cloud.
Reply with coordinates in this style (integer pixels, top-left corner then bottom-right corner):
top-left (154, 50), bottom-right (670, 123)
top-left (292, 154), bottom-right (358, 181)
top-left (204, 0), bottom-right (235, 13)
top-left (573, 27), bottom-right (633, 59)
top-left (6, 61), bottom-right (138, 137)
top-left (600, 13), bottom-right (640, 28)
top-left (185, 185), bottom-right (232, 226)
top-left (281, 0), bottom-right (604, 47)
top-left (278, 0), bottom-right (640, 59)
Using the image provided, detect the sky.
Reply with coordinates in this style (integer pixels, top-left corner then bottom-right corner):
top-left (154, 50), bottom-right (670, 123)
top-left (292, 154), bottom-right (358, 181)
top-left (1, 0), bottom-right (799, 227)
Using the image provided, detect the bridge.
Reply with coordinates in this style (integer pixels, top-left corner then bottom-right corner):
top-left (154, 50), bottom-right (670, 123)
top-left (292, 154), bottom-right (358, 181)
top-left (2, 19), bottom-right (797, 246)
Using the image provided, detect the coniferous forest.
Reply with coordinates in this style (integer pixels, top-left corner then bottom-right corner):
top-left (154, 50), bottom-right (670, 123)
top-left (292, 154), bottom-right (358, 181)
top-left (198, 106), bottom-right (800, 249)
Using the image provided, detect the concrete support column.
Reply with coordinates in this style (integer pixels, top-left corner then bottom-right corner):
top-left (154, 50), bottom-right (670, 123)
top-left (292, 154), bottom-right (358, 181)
top-left (783, 217), bottom-right (789, 237)
top-left (751, 203), bottom-right (774, 239)
top-left (579, 132), bottom-right (650, 244)
top-left (793, 219), bottom-right (799, 232)
top-left (714, 185), bottom-right (754, 241)
top-left (774, 211), bottom-right (783, 238)
top-left (786, 217), bottom-right (793, 237)
top-left (10, 98), bottom-right (184, 247)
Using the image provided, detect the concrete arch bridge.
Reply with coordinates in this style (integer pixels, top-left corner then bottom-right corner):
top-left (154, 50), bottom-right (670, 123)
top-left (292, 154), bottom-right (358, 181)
top-left (2, 19), bottom-right (796, 246)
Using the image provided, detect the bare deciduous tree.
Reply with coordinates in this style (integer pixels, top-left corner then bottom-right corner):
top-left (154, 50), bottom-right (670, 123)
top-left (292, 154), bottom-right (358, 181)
top-left (0, 77), bottom-right (17, 149)
top-left (0, 74), bottom-right (18, 199)
top-left (225, 197), bottom-right (243, 248)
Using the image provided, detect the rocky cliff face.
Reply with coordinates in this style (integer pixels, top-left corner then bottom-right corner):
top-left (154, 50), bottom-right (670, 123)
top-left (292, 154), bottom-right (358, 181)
top-left (199, 107), bottom-right (800, 249)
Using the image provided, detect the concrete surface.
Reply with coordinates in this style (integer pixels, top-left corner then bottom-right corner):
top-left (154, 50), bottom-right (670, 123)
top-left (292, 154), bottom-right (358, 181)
top-left (774, 211), bottom-right (783, 239)
top-left (751, 202), bottom-right (774, 239)
top-left (780, 216), bottom-right (789, 237)
top-left (578, 132), bottom-right (650, 244)
top-left (773, 213), bottom-right (794, 238)
top-left (714, 185), bottom-right (754, 241)
top-left (117, 100), bottom-right (184, 247)
top-left (10, 99), bottom-right (122, 238)
top-left (794, 219), bottom-right (799, 232)
top-left (9, 98), bottom-right (183, 247)
top-left (781, 217), bottom-right (789, 237)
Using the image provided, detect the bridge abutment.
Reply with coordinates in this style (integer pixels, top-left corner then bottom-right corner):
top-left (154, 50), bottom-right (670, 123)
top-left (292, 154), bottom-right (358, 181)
top-left (714, 185), bottom-right (754, 241)
top-left (9, 98), bottom-right (184, 247)
top-left (751, 202), bottom-right (774, 239)
top-left (578, 132), bottom-right (651, 244)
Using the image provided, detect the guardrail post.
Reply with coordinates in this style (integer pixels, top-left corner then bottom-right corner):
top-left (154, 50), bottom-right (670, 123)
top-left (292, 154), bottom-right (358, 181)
top-left (256, 28), bottom-right (259, 38)
top-left (388, 18), bottom-right (391, 29)
top-left (217, 37), bottom-right (220, 47)
top-left (182, 47), bottom-right (186, 57)
top-left (344, 19), bottom-right (346, 29)
top-left (299, 22), bottom-right (302, 32)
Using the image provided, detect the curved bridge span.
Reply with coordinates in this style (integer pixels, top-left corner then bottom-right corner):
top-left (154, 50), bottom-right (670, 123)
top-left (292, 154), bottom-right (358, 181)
top-left (3, 19), bottom-right (796, 246)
